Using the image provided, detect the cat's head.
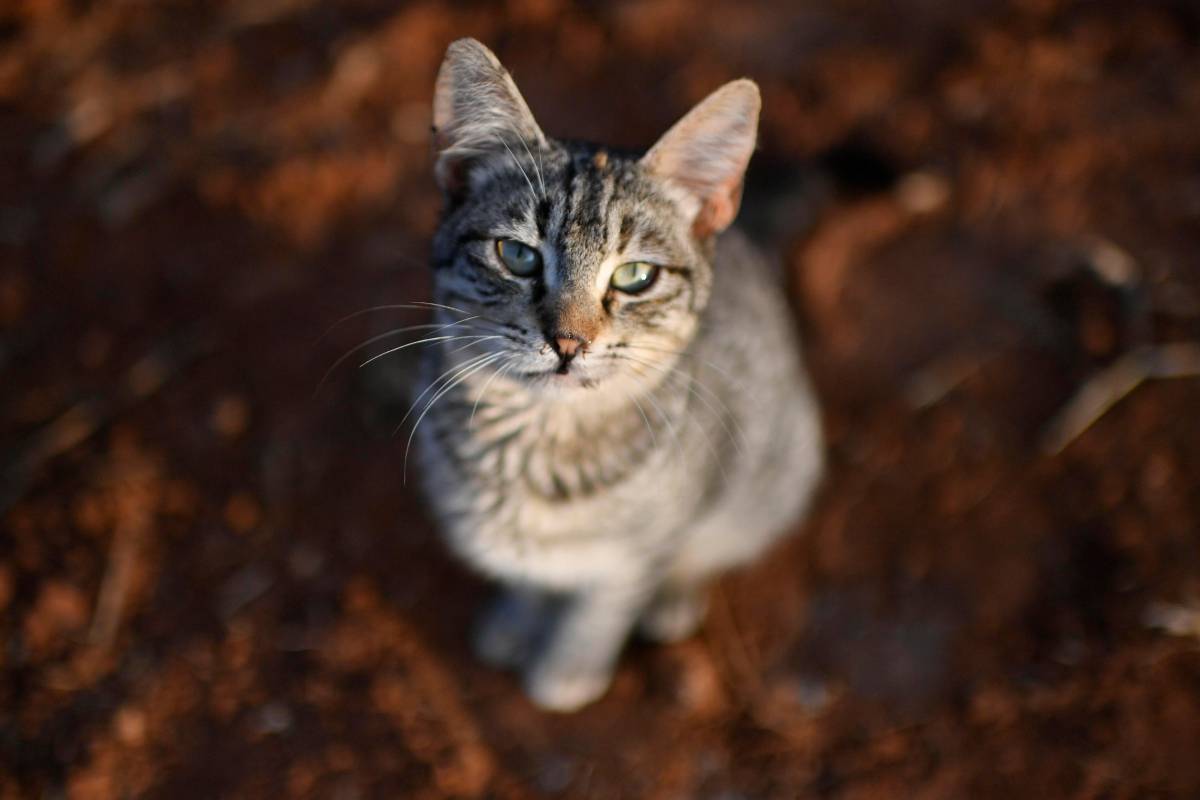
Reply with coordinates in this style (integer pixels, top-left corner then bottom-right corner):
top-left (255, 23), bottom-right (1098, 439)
top-left (428, 38), bottom-right (759, 397)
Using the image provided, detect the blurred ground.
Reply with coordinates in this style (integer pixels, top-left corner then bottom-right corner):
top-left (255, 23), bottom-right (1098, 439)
top-left (3, 0), bottom-right (1200, 797)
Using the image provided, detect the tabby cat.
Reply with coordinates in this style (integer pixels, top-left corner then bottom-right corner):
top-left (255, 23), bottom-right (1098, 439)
top-left (413, 39), bottom-right (823, 711)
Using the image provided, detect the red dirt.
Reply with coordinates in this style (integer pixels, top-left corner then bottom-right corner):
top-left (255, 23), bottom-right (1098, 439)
top-left (3, 1), bottom-right (1200, 797)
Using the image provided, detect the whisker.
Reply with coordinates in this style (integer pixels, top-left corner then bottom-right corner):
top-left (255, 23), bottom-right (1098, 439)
top-left (517, 136), bottom-right (546, 197)
top-left (408, 300), bottom-right (479, 317)
top-left (470, 356), bottom-right (518, 429)
top-left (495, 136), bottom-right (539, 206)
top-left (627, 363), bottom-right (732, 481)
top-left (394, 352), bottom-right (493, 439)
top-left (317, 302), bottom-right (476, 344)
top-left (626, 370), bottom-right (684, 465)
top-left (615, 352), bottom-right (747, 455)
top-left (643, 365), bottom-right (733, 482)
top-left (358, 334), bottom-right (498, 368)
top-left (444, 335), bottom-right (504, 356)
top-left (404, 352), bottom-right (506, 484)
top-left (315, 318), bottom-right (480, 396)
top-left (616, 343), bottom-right (737, 382)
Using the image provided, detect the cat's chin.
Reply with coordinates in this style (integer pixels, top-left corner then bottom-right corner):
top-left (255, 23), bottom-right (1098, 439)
top-left (515, 366), bottom-right (605, 395)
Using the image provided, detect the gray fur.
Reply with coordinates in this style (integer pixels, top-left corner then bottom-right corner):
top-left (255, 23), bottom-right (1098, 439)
top-left (413, 39), bottom-right (823, 711)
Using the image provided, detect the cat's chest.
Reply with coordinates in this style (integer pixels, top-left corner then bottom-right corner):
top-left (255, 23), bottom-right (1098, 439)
top-left (428, 398), bottom-right (667, 509)
top-left (417, 385), bottom-right (703, 584)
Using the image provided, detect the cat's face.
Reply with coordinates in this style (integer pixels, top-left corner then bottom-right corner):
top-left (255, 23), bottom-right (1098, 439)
top-left (428, 39), bottom-right (759, 398)
top-left (429, 144), bottom-right (710, 395)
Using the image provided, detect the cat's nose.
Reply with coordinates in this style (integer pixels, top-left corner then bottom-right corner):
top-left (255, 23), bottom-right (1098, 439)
top-left (552, 335), bottom-right (585, 360)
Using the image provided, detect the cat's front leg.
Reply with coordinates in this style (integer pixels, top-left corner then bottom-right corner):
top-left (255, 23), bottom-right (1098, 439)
top-left (524, 581), bottom-right (651, 712)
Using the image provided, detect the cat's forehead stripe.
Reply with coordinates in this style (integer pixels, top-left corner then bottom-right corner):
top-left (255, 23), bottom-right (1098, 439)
top-left (617, 216), bottom-right (635, 253)
top-left (535, 197), bottom-right (551, 239)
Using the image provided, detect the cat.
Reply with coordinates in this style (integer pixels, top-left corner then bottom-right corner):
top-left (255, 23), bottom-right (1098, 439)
top-left (412, 38), bottom-right (823, 711)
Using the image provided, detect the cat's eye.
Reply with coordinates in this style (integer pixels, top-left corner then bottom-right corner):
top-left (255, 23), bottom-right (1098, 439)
top-left (495, 238), bottom-right (542, 277)
top-left (610, 261), bottom-right (659, 294)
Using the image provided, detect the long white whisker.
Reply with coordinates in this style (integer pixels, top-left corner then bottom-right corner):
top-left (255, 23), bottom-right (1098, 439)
top-left (517, 136), bottom-right (546, 197)
top-left (358, 334), bottom-right (496, 367)
top-left (408, 300), bottom-right (478, 317)
top-left (496, 136), bottom-right (538, 204)
top-left (616, 352), bottom-right (746, 455)
top-left (643, 365), bottom-right (733, 481)
top-left (404, 352), bottom-right (506, 484)
top-left (626, 370), bottom-right (684, 465)
top-left (394, 352), bottom-right (493, 439)
top-left (317, 302), bottom-right (476, 343)
top-left (470, 356), bottom-right (517, 429)
top-left (629, 391), bottom-right (658, 451)
top-left (617, 343), bottom-right (737, 382)
top-left (444, 335), bottom-right (504, 356)
top-left (316, 318), bottom-right (480, 395)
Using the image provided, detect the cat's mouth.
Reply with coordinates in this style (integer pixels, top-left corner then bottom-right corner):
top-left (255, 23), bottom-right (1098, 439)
top-left (517, 364), bottom-right (599, 390)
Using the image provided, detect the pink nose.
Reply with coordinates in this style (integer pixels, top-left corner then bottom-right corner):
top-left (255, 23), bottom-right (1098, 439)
top-left (555, 337), bottom-right (582, 358)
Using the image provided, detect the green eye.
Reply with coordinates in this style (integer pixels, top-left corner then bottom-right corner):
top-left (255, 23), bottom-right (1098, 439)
top-left (610, 261), bottom-right (659, 293)
top-left (495, 239), bottom-right (542, 277)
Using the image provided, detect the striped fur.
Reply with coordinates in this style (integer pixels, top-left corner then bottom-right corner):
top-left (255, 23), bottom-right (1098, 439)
top-left (414, 39), bottom-right (823, 711)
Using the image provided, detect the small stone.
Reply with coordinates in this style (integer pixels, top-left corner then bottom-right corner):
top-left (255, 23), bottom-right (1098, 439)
top-left (1087, 238), bottom-right (1137, 286)
top-left (72, 493), bottom-right (110, 536)
top-left (895, 171), bottom-right (950, 214)
top-left (211, 395), bottom-right (250, 438)
top-left (287, 542), bottom-right (324, 580)
top-left (1144, 602), bottom-right (1200, 640)
top-left (127, 354), bottom-right (170, 397)
top-left (24, 580), bottom-right (89, 652)
top-left (669, 643), bottom-right (726, 716)
top-left (758, 672), bottom-right (834, 727)
top-left (114, 706), bottom-right (147, 744)
top-left (535, 756), bottom-right (575, 794)
top-left (255, 701), bottom-right (294, 735)
top-left (224, 492), bottom-right (261, 534)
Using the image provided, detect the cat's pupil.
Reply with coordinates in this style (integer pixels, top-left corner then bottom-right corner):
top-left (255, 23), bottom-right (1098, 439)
top-left (496, 238), bottom-right (541, 277)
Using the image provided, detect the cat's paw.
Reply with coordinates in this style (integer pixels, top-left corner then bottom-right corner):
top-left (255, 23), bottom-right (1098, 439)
top-left (525, 663), bottom-right (612, 712)
top-left (638, 586), bottom-right (708, 643)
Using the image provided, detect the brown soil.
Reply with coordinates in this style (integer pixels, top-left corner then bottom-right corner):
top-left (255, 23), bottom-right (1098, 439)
top-left (4, 1), bottom-right (1200, 798)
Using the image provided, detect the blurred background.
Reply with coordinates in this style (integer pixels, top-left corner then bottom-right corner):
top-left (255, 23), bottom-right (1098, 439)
top-left (3, 0), bottom-right (1200, 797)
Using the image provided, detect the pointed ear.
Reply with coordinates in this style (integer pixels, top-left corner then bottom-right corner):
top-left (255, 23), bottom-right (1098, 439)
top-left (431, 38), bottom-right (546, 196)
top-left (641, 80), bottom-right (761, 238)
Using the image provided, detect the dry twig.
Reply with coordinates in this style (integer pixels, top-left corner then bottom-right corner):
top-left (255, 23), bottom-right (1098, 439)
top-left (89, 448), bottom-right (159, 649)
top-left (1041, 342), bottom-right (1200, 454)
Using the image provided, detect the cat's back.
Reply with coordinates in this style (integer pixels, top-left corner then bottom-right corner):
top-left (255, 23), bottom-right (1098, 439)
top-left (673, 227), bottom-right (823, 576)
top-left (697, 226), bottom-right (811, 410)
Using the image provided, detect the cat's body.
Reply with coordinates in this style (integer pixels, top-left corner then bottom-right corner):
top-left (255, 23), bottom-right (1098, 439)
top-left (420, 228), bottom-right (820, 584)
top-left (413, 40), bottom-right (823, 710)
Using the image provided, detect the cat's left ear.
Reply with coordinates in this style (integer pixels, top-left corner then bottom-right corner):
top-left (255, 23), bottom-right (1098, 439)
top-left (641, 80), bottom-right (761, 239)
top-left (432, 38), bottom-right (547, 196)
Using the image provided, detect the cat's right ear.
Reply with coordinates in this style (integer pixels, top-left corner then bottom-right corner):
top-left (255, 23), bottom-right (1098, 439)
top-left (431, 38), bottom-right (547, 197)
top-left (641, 80), bottom-right (761, 239)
